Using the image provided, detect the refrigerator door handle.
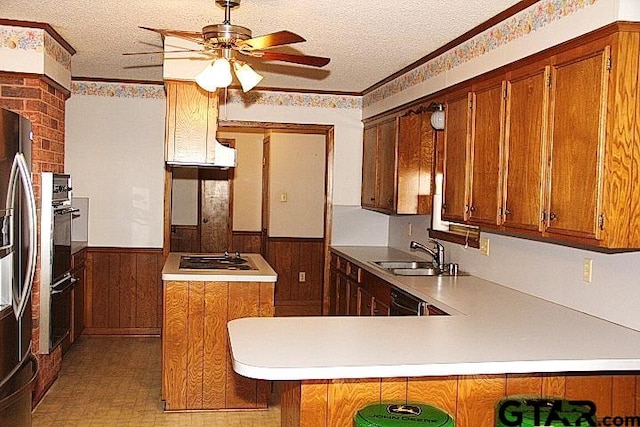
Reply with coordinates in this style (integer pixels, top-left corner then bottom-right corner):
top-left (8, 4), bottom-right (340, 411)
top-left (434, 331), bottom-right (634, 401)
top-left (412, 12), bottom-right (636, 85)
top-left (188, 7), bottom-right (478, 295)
top-left (10, 154), bottom-right (37, 320)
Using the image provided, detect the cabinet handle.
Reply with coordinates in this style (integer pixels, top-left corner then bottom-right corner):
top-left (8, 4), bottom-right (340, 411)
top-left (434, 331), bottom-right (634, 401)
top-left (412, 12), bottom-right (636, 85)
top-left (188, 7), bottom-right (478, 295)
top-left (549, 212), bottom-right (557, 221)
top-left (370, 197), bottom-right (375, 201)
top-left (464, 205), bottom-right (469, 213)
top-left (203, 218), bottom-right (209, 223)
top-left (505, 208), bottom-right (511, 215)
top-left (469, 206), bottom-right (476, 212)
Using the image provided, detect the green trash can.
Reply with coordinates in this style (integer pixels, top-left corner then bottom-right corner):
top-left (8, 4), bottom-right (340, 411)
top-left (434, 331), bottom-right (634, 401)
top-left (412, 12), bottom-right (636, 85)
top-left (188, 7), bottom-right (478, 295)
top-left (495, 397), bottom-right (597, 427)
top-left (354, 402), bottom-right (455, 427)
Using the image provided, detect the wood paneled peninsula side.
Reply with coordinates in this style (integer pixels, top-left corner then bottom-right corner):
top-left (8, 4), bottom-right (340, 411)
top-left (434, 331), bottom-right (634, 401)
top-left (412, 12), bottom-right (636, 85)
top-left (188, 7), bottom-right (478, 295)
top-left (161, 252), bottom-right (277, 411)
top-left (228, 247), bottom-right (640, 427)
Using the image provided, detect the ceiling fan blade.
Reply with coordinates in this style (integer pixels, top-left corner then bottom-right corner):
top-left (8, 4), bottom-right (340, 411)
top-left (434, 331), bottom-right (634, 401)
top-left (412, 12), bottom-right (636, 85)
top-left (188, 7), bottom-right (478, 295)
top-left (139, 26), bottom-right (204, 43)
top-left (260, 51), bottom-right (330, 67)
top-left (239, 31), bottom-right (306, 50)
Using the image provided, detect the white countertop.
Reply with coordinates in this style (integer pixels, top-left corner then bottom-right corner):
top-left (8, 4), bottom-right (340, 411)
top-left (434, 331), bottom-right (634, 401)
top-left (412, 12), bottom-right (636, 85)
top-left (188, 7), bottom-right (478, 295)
top-left (228, 246), bottom-right (640, 380)
top-left (162, 252), bottom-right (277, 282)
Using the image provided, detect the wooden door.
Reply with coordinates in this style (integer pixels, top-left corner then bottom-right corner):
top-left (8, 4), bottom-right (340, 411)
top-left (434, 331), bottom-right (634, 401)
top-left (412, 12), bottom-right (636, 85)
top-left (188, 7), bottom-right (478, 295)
top-left (442, 91), bottom-right (471, 222)
top-left (376, 117), bottom-right (398, 212)
top-left (361, 124), bottom-right (378, 209)
top-left (336, 273), bottom-right (348, 315)
top-left (502, 66), bottom-right (549, 232)
top-left (199, 138), bottom-right (235, 253)
top-left (546, 46), bottom-right (610, 239)
top-left (468, 81), bottom-right (505, 226)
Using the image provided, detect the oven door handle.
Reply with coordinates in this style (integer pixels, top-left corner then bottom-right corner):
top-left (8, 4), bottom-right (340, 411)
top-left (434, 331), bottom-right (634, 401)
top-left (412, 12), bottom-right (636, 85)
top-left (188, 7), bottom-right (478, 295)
top-left (51, 275), bottom-right (77, 294)
top-left (54, 208), bottom-right (79, 215)
top-left (390, 299), bottom-right (423, 315)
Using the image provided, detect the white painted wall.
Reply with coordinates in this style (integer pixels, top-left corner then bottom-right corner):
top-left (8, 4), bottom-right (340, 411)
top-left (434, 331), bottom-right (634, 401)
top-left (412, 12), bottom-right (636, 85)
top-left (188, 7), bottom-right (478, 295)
top-left (65, 94), bottom-right (166, 247)
top-left (218, 131), bottom-right (263, 232)
top-left (171, 168), bottom-right (198, 225)
top-left (268, 132), bottom-right (325, 238)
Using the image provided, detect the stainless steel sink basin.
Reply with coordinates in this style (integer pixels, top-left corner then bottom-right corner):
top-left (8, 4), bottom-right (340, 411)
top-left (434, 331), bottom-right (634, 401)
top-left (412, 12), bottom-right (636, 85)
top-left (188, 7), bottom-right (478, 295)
top-left (372, 261), bottom-right (467, 277)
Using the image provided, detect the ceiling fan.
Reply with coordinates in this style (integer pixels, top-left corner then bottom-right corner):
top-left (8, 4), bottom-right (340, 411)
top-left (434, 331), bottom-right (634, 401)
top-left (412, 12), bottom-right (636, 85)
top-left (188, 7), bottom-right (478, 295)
top-left (132, 0), bottom-right (331, 92)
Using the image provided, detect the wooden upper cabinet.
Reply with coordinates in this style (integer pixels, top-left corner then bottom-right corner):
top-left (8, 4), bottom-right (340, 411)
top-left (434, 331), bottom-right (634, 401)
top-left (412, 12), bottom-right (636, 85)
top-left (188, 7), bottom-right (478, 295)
top-left (361, 111), bottom-right (436, 215)
top-left (165, 80), bottom-right (219, 164)
top-left (545, 45), bottom-right (610, 240)
top-left (398, 110), bottom-right (436, 215)
top-left (361, 124), bottom-right (378, 209)
top-left (442, 91), bottom-right (471, 223)
top-left (377, 118), bottom-right (398, 212)
top-left (502, 66), bottom-right (549, 232)
top-left (468, 80), bottom-right (505, 227)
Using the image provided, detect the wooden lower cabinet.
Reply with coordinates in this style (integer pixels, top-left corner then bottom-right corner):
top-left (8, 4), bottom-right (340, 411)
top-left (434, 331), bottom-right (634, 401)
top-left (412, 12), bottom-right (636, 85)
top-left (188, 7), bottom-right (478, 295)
top-left (329, 254), bottom-right (392, 316)
top-left (162, 280), bottom-right (274, 411)
top-left (281, 372), bottom-right (640, 427)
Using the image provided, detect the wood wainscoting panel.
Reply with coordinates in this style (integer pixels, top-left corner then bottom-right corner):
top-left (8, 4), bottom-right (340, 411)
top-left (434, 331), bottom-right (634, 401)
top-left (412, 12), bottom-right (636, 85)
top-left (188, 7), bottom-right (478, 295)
top-left (266, 238), bottom-right (324, 316)
top-left (232, 231), bottom-right (263, 254)
top-left (162, 281), bottom-right (189, 408)
top-left (170, 225), bottom-right (200, 253)
top-left (84, 248), bottom-right (163, 335)
top-left (285, 372), bottom-right (640, 427)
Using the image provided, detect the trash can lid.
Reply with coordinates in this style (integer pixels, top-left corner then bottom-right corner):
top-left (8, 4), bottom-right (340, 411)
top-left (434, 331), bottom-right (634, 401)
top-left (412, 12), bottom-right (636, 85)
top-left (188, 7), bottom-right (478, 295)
top-left (496, 398), bottom-right (596, 427)
top-left (354, 403), bottom-right (454, 427)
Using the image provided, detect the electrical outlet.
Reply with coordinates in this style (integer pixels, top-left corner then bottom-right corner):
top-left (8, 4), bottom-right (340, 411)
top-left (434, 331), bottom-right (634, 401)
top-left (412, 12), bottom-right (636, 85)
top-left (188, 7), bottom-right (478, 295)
top-left (299, 272), bottom-right (306, 282)
top-left (280, 192), bottom-right (288, 202)
top-left (583, 258), bottom-right (593, 283)
top-left (480, 238), bottom-right (490, 256)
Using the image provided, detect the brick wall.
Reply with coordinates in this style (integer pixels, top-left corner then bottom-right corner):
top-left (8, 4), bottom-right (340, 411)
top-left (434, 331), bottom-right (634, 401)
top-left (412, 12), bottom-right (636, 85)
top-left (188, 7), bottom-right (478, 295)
top-left (0, 73), bottom-right (67, 402)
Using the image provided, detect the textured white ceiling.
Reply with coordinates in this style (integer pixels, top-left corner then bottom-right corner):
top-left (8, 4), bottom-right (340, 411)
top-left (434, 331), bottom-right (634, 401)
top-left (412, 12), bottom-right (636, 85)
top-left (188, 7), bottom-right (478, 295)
top-left (1, 0), bottom-right (522, 92)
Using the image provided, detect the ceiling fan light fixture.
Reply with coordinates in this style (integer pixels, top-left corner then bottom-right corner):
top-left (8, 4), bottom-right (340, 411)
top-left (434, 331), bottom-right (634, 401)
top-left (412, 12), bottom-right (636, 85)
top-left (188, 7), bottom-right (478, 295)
top-left (233, 61), bottom-right (263, 92)
top-left (196, 58), bottom-right (233, 92)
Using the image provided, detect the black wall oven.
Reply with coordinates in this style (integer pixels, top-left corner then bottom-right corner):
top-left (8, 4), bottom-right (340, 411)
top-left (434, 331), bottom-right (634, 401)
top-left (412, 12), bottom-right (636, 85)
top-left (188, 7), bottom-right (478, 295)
top-left (39, 173), bottom-right (77, 353)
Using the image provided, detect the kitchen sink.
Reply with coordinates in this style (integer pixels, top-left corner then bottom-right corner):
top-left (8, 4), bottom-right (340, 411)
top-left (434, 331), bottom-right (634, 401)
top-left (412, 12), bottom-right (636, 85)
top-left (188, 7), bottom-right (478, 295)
top-left (371, 261), bottom-right (467, 277)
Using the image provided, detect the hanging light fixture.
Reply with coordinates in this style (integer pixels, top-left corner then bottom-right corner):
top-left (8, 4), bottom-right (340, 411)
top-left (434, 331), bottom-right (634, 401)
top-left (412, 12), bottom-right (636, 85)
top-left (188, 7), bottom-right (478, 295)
top-left (233, 61), bottom-right (263, 92)
top-left (195, 48), bottom-right (263, 93)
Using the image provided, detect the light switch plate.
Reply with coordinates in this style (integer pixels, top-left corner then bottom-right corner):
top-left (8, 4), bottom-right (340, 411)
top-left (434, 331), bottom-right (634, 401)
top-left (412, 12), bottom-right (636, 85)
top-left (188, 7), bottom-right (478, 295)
top-left (480, 238), bottom-right (490, 256)
top-left (583, 258), bottom-right (593, 283)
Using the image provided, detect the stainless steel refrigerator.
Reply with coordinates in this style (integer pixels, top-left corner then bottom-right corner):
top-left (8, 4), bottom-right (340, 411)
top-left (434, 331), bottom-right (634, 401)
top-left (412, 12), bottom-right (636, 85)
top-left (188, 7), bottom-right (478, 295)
top-left (0, 108), bottom-right (39, 427)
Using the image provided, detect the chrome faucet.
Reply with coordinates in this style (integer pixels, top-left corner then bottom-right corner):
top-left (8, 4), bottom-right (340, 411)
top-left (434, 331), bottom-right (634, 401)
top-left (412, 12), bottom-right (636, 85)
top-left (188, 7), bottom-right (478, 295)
top-left (410, 239), bottom-right (445, 271)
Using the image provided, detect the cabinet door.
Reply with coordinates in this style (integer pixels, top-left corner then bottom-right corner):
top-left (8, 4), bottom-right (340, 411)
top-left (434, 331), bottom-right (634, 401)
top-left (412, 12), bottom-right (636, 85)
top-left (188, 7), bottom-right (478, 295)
top-left (165, 81), bottom-right (219, 163)
top-left (546, 46), bottom-right (610, 239)
top-left (502, 67), bottom-right (549, 232)
top-left (358, 287), bottom-right (374, 316)
top-left (442, 92), bottom-right (471, 222)
top-left (361, 124), bottom-right (378, 208)
top-left (336, 273), bottom-right (348, 316)
top-left (372, 299), bottom-right (390, 316)
top-left (468, 82), bottom-right (505, 226)
top-left (376, 118), bottom-right (398, 212)
top-left (397, 111), bottom-right (436, 215)
top-left (347, 280), bottom-right (359, 316)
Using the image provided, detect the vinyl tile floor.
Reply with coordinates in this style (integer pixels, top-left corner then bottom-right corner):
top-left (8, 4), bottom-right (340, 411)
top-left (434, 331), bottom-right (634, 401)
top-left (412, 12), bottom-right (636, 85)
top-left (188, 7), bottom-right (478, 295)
top-left (32, 336), bottom-right (281, 426)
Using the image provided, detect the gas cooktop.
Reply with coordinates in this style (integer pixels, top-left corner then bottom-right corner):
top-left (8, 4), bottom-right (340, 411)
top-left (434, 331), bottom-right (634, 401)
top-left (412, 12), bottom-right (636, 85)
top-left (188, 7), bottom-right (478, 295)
top-left (178, 253), bottom-right (257, 271)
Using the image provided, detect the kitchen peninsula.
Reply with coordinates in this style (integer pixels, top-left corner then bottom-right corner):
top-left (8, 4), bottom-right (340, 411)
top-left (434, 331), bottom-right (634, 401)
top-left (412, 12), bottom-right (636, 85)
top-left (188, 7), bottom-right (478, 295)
top-left (161, 252), bottom-right (277, 411)
top-left (228, 246), bottom-right (640, 427)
